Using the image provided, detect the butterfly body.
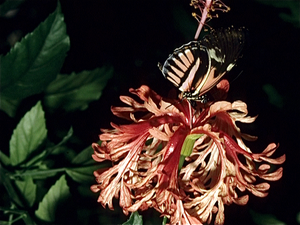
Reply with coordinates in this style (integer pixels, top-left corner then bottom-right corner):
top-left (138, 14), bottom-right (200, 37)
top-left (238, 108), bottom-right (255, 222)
top-left (159, 27), bottom-right (245, 103)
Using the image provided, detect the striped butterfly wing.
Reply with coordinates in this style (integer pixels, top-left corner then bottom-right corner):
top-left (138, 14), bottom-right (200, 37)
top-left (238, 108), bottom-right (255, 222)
top-left (197, 27), bottom-right (245, 96)
top-left (160, 27), bottom-right (245, 102)
top-left (160, 41), bottom-right (210, 96)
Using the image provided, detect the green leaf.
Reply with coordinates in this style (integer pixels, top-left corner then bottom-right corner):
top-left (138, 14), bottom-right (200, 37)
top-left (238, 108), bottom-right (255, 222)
top-left (15, 165), bottom-right (63, 179)
top-left (0, 151), bottom-right (11, 166)
top-left (15, 177), bottom-right (36, 207)
top-left (262, 84), bottom-right (284, 108)
top-left (71, 145), bottom-right (95, 165)
top-left (255, 0), bottom-right (300, 28)
top-left (250, 209), bottom-right (286, 225)
top-left (44, 67), bottom-right (113, 112)
top-left (0, 1), bottom-right (70, 116)
top-left (9, 101), bottom-right (47, 166)
top-left (66, 165), bottom-right (99, 183)
top-left (20, 150), bottom-right (47, 168)
top-left (26, 128), bottom-right (73, 169)
top-left (50, 145), bottom-right (71, 155)
top-left (0, 165), bottom-right (24, 207)
top-left (122, 211), bottom-right (143, 225)
top-left (297, 211), bottom-right (300, 223)
top-left (67, 144), bottom-right (110, 183)
top-left (0, 96), bottom-right (21, 117)
top-left (35, 175), bottom-right (70, 223)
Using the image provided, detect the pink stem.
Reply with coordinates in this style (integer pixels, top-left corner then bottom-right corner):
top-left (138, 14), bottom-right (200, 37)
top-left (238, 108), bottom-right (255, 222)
top-left (194, 0), bottom-right (212, 40)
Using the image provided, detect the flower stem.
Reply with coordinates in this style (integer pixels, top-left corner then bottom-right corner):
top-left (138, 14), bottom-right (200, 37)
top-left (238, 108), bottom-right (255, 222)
top-left (194, 0), bottom-right (211, 40)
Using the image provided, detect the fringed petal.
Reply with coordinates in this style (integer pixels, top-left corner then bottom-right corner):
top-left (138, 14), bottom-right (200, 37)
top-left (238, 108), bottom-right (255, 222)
top-left (91, 85), bottom-right (285, 225)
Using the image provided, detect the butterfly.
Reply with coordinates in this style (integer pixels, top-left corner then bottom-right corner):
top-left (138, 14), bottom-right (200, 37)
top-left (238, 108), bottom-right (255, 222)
top-left (158, 27), bottom-right (245, 104)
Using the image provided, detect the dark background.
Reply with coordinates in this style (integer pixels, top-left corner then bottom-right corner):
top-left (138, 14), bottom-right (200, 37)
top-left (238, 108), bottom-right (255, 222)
top-left (0, 0), bottom-right (299, 224)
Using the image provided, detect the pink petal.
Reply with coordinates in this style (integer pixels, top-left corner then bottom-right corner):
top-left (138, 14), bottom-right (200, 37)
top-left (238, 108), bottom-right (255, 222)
top-left (260, 167), bottom-right (284, 181)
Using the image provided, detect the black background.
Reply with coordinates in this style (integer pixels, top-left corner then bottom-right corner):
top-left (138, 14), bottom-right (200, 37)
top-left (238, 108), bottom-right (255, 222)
top-left (0, 0), bottom-right (299, 224)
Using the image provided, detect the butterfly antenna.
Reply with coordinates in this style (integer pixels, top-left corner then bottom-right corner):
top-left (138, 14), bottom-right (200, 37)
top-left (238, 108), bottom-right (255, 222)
top-left (229, 70), bottom-right (243, 86)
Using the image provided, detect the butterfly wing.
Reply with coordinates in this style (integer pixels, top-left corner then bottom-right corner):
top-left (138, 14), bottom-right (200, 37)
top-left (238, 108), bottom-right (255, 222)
top-left (194, 27), bottom-right (246, 96)
top-left (160, 27), bottom-right (245, 101)
top-left (160, 41), bottom-right (210, 93)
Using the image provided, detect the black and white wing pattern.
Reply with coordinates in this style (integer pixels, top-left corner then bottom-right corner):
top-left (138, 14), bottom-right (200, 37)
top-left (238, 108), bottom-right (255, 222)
top-left (159, 27), bottom-right (245, 102)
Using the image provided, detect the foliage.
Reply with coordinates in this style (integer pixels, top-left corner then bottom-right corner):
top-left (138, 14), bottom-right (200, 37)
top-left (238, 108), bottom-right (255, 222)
top-left (0, 1), bottom-right (112, 224)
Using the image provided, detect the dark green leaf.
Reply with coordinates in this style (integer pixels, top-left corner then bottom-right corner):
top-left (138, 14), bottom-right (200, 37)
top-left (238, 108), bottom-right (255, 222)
top-left (122, 211), bottom-right (143, 225)
top-left (0, 1), bottom-right (70, 116)
top-left (255, 0), bottom-right (300, 28)
top-left (24, 127), bottom-right (73, 168)
top-left (35, 175), bottom-right (70, 222)
top-left (20, 150), bottom-right (47, 168)
top-left (9, 101), bottom-right (47, 166)
top-left (0, 165), bottom-right (24, 207)
top-left (43, 67), bottom-right (113, 112)
top-left (0, 96), bottom-right (20, 117)
top-left (16, 165), bottom-right (63, 179)
top-left (262, 84), bottom-right (284, 108)
top-left (51, 145), bottom-right (72, 155)
top-left (15, 177), bottom-right (36, 207)
top-left (71, 145), bottom-right (95, 165)
top-left (297, 211), bottom-right (300, 224)
top-left (66, 165), bottom-right (99, 183)
top-left (250, 209), bottom-right (286, 225)
top-left (0, 151), bottom-right (11, 166)
top-left (0, 207), bottom-right (36, 224)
